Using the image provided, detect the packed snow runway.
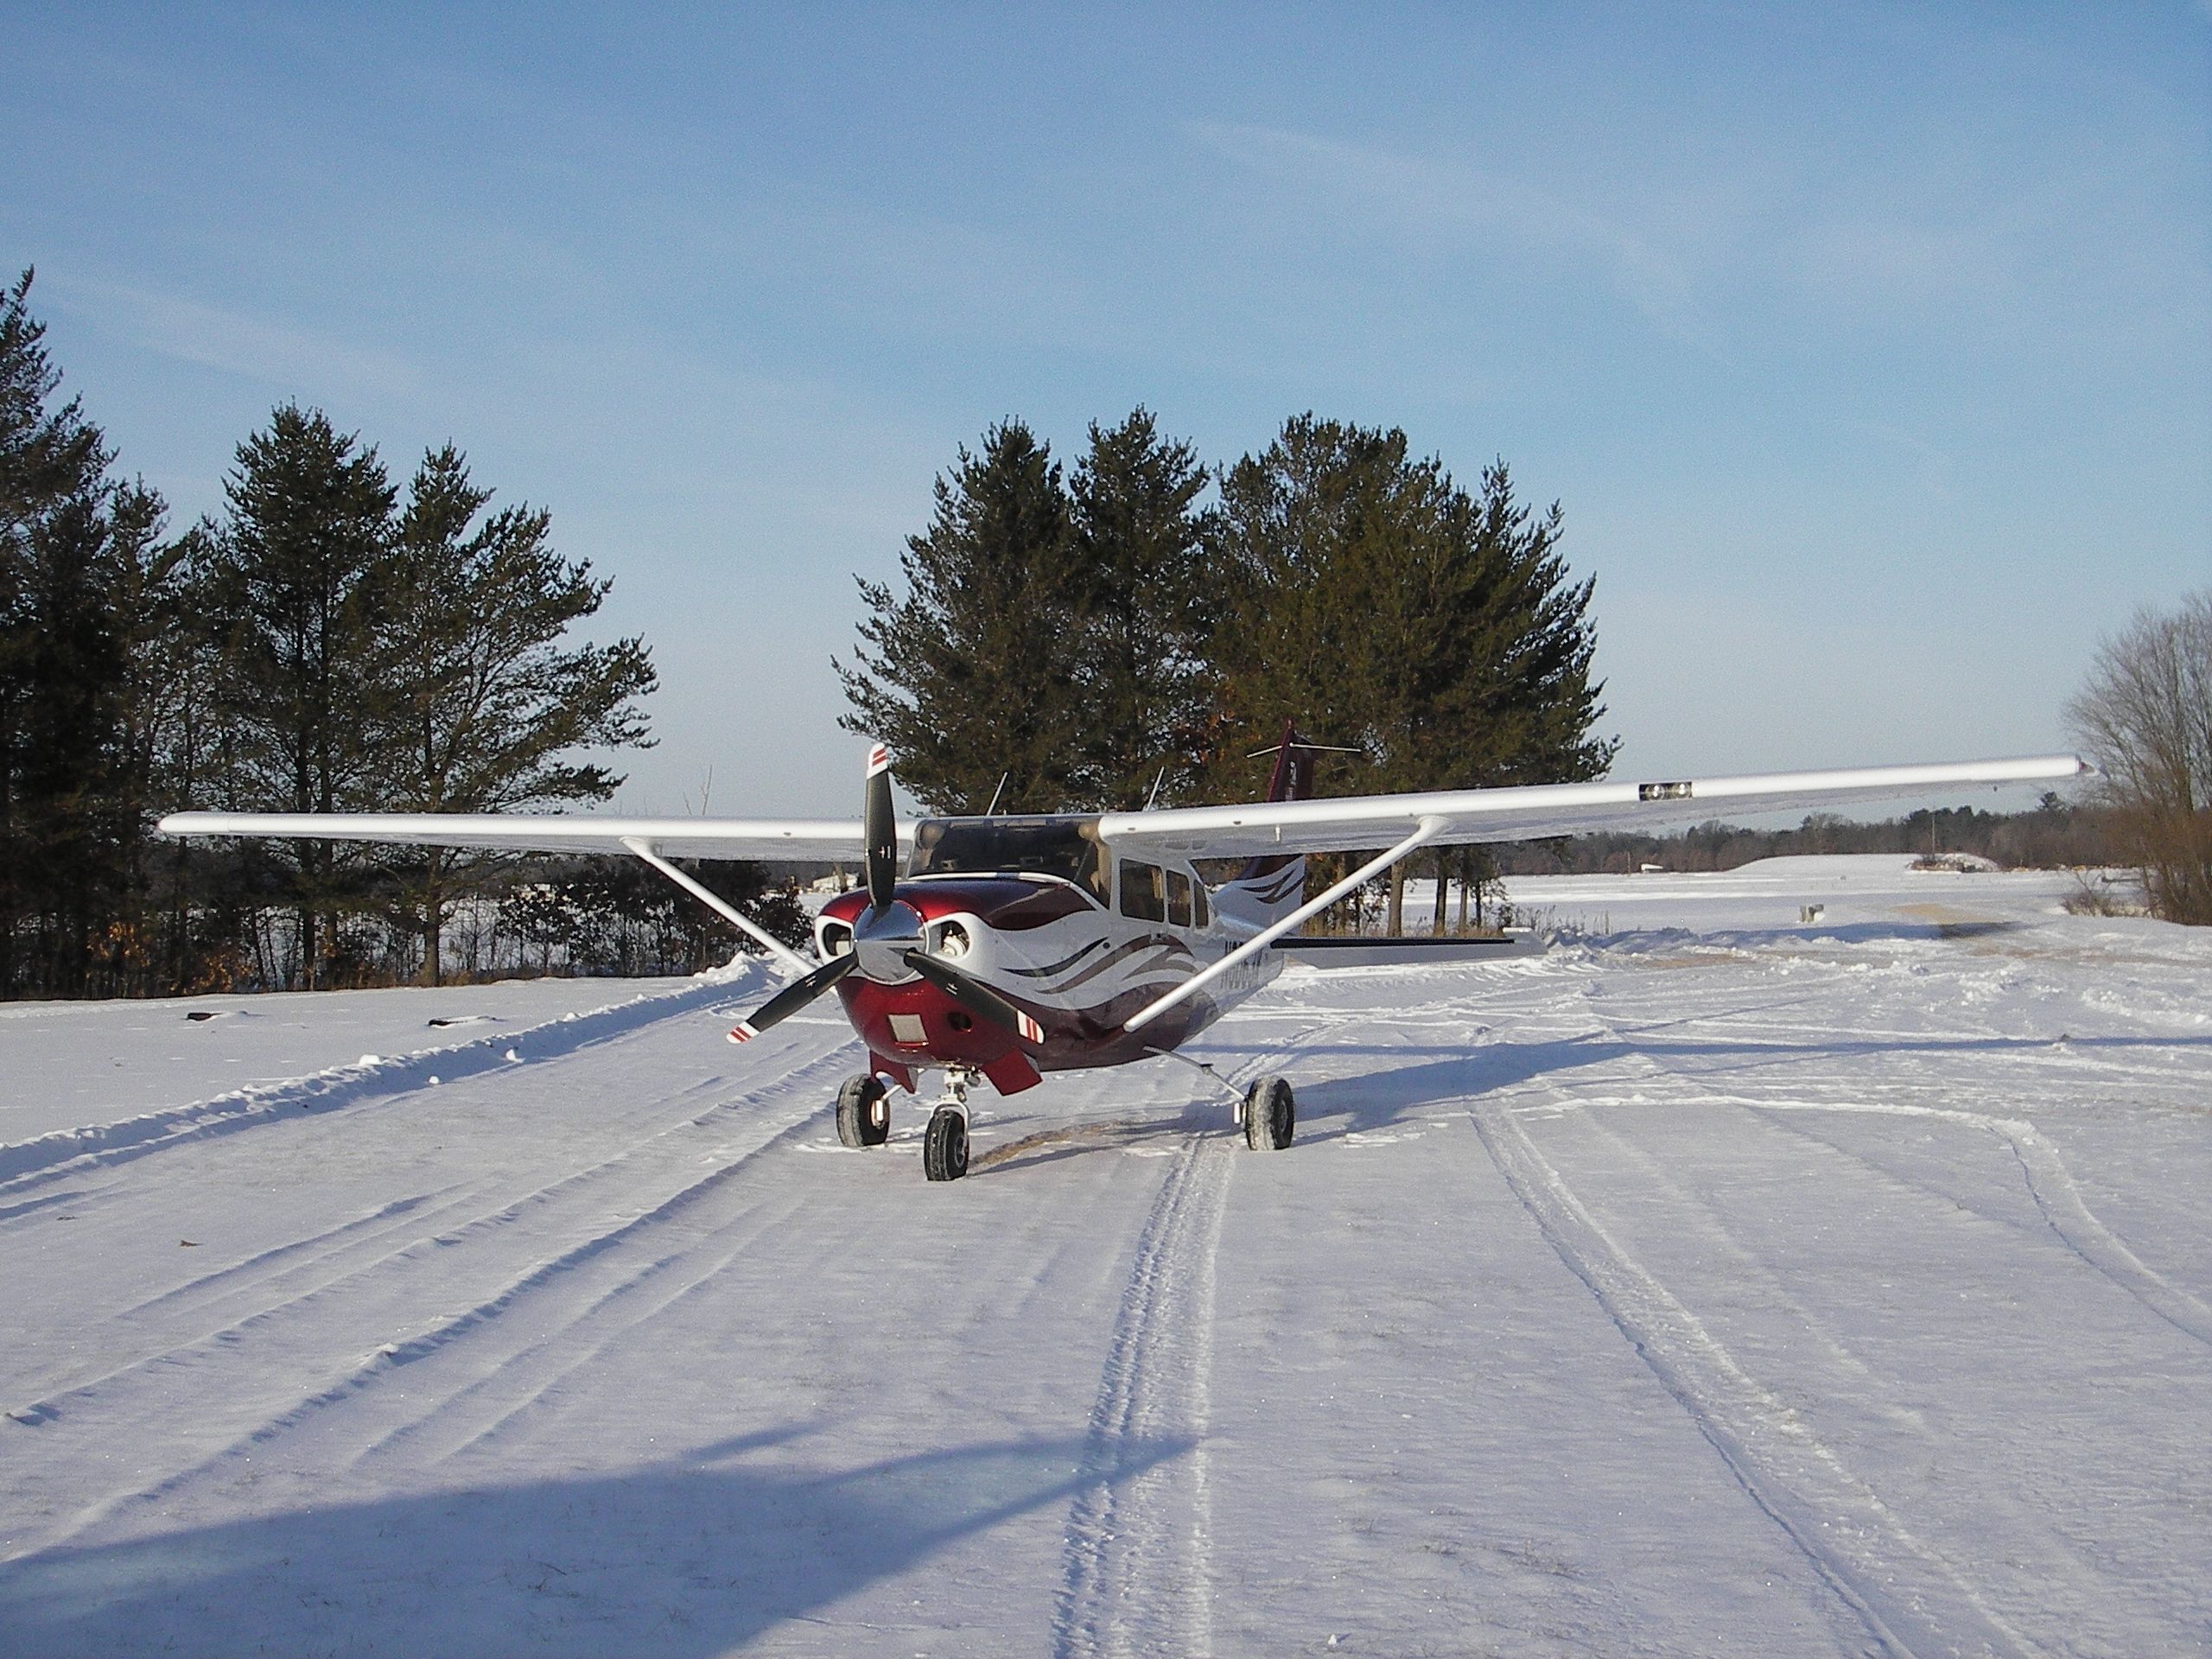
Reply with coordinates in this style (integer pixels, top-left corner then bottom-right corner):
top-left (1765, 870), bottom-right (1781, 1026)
top-left (3, 858), bottom-right (2207, 1656)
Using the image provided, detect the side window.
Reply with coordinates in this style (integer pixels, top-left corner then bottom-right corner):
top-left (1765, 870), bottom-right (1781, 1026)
top-left (1119, 860), bottom-right (1165, 921)
top-left (1166, 869), bottom-right (1192, 927)
top-left (1192, 878), bottom-right (1209, 928)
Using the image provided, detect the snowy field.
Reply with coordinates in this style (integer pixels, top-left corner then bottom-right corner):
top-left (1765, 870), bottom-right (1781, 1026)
top-left (2, 856), bottom-right (2207, 1657)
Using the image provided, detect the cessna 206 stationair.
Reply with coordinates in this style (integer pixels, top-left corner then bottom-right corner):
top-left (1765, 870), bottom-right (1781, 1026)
top-left (161, 735), bottom-right (2084, 1181)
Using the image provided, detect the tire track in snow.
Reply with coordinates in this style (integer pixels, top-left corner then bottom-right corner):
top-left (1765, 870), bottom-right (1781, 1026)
top-left (335, 1114), bottom-right (837, 1471)
top-left (1052, 1135), bottom-right (1229, 1659)
top-left (1471, 1095), bottom-right (2047, 1659)
top-left (1716, 1093), bottom-right (2212, 1351)
top-left (3, 1039), bottom-right (855, 1419)
top-left (0, 977), bottom-right (751, 1194)
top-left (115, 1186), bottom-right (471, 1319)
top-left (1573, 976), bottom-right (2212, 1351)
top-left (22, 1095), bottom-right (837, 1558)
top-left (1, 1039), bottom-right (858, 1550)
top-left (1550, 1096), bottom-right (2138, 1634)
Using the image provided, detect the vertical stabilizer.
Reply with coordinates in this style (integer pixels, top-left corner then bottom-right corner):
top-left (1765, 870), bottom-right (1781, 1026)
top-left (1214, 721), bottom-right (1321, 925)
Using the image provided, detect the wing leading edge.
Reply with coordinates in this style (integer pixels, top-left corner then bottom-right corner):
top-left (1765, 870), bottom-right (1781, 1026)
top-left (1098, 753), bottom-right (2087, 858)
top-left (156, 811), bottom-right (895, 863)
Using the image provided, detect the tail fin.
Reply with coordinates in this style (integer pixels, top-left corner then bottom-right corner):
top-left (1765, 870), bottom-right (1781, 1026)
top-left (1257, 719), bottom-right (1319, 804)
top-left (1217, 721), bottom-right (1320, 925)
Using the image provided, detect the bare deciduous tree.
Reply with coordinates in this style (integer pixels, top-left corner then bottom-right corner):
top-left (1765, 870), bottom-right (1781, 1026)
top-left (2065, 589), bottom-right (2212, 925)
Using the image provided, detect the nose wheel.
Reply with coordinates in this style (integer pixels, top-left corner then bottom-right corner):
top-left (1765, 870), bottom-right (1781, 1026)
top-left (922, 1069), bottom-right (974, 1181)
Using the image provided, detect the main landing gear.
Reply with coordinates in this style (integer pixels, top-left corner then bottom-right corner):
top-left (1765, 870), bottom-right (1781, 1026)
top-left (1240, 1075), bottom-right (1295, 1151)
top-left (835, 1073), bottom-right (891, 1148)
top-left (1149, 1046), bottom-right (1297, 1153)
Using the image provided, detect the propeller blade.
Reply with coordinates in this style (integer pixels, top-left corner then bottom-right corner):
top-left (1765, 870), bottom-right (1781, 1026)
top-left (728, 953), bottom-right (857, 1043)
top-left (903, 950), bottom-right (1045, 1046)
top-left (864, 742), bottom-right (897, 912)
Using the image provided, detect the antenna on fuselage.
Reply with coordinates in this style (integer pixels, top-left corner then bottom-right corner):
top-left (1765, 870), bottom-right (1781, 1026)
top-left (1144, 767), bottom-right (1167, 810)
top-left (983, 772), bottom-right (1009, 817)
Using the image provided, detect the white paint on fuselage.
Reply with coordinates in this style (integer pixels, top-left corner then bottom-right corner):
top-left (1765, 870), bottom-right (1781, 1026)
top-left (879, 850), bottom-right (1295, 1048)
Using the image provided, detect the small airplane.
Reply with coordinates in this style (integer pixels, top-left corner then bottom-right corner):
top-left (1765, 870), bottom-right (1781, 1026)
top-left (161, 735), bottom-right (2084, 1181)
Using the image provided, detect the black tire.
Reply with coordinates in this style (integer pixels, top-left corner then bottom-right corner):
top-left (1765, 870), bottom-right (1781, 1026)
top-left (1243, 1076), bottom-right (1294, 1151)
top-left (836, 1073), bottom-right (890, 1149)
top-left (923, 1107), bottom-right (969, 1181)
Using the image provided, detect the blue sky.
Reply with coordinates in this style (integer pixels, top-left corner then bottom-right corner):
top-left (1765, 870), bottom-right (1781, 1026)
top-left (4, 3), bottom-right (2206, 816)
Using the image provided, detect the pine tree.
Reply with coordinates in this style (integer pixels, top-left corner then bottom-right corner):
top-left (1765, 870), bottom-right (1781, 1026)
top-left (1208, 416), bottom-right (1458, 784)
top-left (0, 268), bottom-right (144, 995)
top-left (202, 404), bottom-right (396, 988)
top-left (1446, 461), bottom-right (1613, 787)
top-left (1067, 409), bottom-right (1215, 809)
top-left (1209, 416), bottom-right (1612, 930)
top-left (370, 444), bottom-right (656, 982)
top-left (836, 421), bottom-right (1083, 812)
top-left (103, 480), bottom-right (205, 986)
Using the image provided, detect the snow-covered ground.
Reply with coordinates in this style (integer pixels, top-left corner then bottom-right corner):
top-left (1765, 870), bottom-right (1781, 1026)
top-left (2, 856), bottom-right (2207, 1656)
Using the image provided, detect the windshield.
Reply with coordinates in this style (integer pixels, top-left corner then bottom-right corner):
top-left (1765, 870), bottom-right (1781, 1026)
top-left (909, 816), bottom-right (1109, 903)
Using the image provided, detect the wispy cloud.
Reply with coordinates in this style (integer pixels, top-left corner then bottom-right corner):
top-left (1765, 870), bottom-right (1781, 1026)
top-left (60, 280), bottom-right (423, 400)
top-left (1186, 121), bottom-right (1708, 344)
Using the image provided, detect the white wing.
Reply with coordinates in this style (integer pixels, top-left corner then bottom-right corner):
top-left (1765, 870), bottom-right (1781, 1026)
top-left (156, 811), bottom-right (902, 862)
top-left (160, 754), bottom-right (2086, 863)
top-left (1099, 753), bottom-right (2087, 857)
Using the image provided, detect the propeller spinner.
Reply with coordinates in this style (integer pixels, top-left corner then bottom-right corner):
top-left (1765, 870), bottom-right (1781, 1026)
top-left (727, 745), bottom-right (1041, 1048)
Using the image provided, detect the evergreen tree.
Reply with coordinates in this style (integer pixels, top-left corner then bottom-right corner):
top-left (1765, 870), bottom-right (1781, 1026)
top-left (0, 268), bottom-right (143, 995)
top-left (1067, 408), bottom-right (1215, 809)
top-left (836, 421), bottom-right (1083, 812)
top-left (103, 480), bottom-right (210, 985)
top-left (1447, 460), bottom-right (1613, 787)
top-left (371, 444), bottom-right (656, 982)
top-left (1209, 416), bottom-right (1612, 928)
top-left (202, 404), bottom-right (396, 987)
top-left (1208, 416), bottom-right (1459, 786)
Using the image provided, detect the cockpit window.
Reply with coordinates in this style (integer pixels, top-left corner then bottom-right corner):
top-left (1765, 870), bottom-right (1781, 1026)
top-left (1119, 860), bottom-right (1165, 921)
top-left (1166, 868), bottom-right (1192, 927)
top-left (909, 815), bottom-right (1109, 903)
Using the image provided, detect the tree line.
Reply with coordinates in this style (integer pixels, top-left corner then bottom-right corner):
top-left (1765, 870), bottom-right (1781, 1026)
top-left (1491, 797), bottom-right (2113, 878)
top-left (836, 410), bottom-right (1614, 931)
top-left (16, 255), bottom-right (2186, 1001)
top-left (0, 268), bottom-right (768, 997)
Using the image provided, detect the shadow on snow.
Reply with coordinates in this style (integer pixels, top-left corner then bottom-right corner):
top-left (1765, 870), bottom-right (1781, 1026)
top-left (0, 1428), bottom-right (1188, 1658)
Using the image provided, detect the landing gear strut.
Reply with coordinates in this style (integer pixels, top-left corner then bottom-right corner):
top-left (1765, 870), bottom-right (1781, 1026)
top-left (923, 1069), bottom-right (974, 1182)
top-left (1242, 1075), bottom-right (1294, 1151)
top-left (836, 1073), bottom-right (890, 1148)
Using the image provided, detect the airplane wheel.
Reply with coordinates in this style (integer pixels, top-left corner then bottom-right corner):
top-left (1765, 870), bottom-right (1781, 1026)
top-left (836, 1074), bottom-right (890, 1149)
top-left (1243, 1076), bottom-right (1294, 1151)
top-left (923, 1107), bottom-right (969, 1182)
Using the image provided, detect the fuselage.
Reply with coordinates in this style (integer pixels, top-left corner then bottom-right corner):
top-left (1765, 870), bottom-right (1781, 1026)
top-left (814, 813), bottom-right (1294, 1096)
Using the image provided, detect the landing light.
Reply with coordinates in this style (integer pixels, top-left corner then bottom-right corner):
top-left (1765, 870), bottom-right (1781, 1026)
top-left (935, 922), bottom-right (971, 960)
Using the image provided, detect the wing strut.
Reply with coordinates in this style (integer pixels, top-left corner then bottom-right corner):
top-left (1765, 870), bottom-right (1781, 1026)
top-left (1123, 817), bottom-right (1444, 1035)
top-left (619, 836), bottom-right (814, 976)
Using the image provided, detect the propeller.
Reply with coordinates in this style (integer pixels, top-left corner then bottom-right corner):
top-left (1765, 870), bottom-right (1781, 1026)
top-left (727, 741), bottom-right (1043, 1049)
top-left (727, 952), bottom-right (855, 1043)
top-left (903, 950), bottom-right (1044, 1045)
top-left (864, 742), bottom-right (897, 912)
